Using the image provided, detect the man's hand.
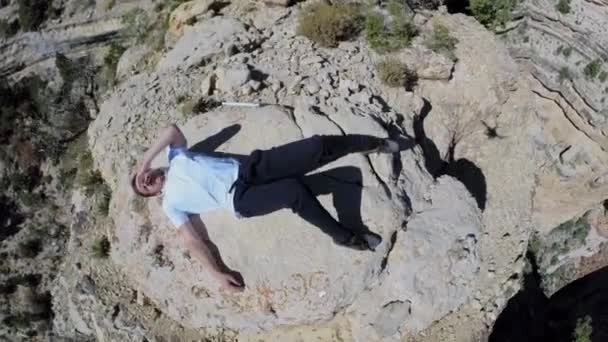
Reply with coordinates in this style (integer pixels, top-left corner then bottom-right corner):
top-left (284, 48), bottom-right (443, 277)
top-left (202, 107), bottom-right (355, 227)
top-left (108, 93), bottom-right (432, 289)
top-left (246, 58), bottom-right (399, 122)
top-left (216, 272), bottom-right (245, 293)
top-left (134, 167), bottom-right (148, 190)
top-left (134, 160), bottom-right (155, 190)
top-left (180, 220), bottom-right (245, 293)
top-left (136, 124), bottom-right (187, 178)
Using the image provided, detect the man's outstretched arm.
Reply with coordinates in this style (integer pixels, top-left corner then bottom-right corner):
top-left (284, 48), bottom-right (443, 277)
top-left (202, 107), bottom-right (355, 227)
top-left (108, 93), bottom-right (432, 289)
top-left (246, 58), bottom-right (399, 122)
top-left (138, 124), bottom-right (187, 172)
top-left (179, 219), bottom-right (244, 293)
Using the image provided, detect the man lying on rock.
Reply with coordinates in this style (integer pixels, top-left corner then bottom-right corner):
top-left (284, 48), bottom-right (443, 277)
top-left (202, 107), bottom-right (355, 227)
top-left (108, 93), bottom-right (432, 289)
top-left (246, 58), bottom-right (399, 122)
top-left (131, 124), bottom-right (399, 292)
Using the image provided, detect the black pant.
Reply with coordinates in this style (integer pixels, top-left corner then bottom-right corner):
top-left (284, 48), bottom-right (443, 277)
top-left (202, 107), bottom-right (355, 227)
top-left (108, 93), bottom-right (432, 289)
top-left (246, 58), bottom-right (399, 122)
top-left (233, 135), bottom-right (383, 244)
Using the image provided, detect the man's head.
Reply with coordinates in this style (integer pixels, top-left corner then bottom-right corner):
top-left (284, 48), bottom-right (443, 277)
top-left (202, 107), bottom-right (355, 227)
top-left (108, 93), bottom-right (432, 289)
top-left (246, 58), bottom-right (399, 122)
top-left (131, 168), bottom-right (165, 197)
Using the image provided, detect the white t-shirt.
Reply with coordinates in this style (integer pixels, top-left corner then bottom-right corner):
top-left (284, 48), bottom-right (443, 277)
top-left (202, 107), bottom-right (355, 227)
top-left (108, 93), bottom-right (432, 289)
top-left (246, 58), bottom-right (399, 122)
top-left (161, 147), bottom-right (240, 228)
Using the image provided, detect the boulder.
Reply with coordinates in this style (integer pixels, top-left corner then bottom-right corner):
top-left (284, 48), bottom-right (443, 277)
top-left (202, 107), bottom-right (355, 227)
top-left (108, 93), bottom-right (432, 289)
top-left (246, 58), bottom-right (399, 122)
top-left (158, 17), bottom-right (259, 71)
top-left (167, 0), bottom-right (217, 42)
top-left (116, 45), bottom-right (151, 80)
top-left (88, 53), bottom-right (486, 335)
top-left (215, 64), bottom-right (252, 94)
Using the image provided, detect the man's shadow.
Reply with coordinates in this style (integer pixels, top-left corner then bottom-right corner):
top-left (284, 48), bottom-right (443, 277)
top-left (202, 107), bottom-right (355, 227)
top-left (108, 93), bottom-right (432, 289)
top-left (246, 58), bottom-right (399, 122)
top-left (187, 124), bottom-right (379, 283)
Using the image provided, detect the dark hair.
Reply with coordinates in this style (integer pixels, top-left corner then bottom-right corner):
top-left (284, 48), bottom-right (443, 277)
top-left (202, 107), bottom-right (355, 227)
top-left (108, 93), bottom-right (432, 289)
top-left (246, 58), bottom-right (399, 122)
top-left (131, 174), bottom-right (153, 198)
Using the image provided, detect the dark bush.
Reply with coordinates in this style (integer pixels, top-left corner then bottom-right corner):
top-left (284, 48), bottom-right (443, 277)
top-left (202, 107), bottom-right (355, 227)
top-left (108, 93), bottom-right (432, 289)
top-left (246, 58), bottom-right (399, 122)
top-left (377, 58), bottom-right (418, 90)
top-left (91, 236), bottom-right (110, 258)
top-left (297, 2), bottom-right (363, 48)
top-left (583, 59), bottom-right (602, 79)
top-left (17, 239), bottom-right (41, 258)
top-left (556, 0), bottom-right (571, 14)
top-left (0, 19), bottom-right (19, 38)
top-left (469, 0), bottom-right (517, 29)
top-left (365, 1), bottom-right (417, 53)
top-left (425, 22), bottom-right (458, 60)
top-left (18, 0), bottom-right (48, 31)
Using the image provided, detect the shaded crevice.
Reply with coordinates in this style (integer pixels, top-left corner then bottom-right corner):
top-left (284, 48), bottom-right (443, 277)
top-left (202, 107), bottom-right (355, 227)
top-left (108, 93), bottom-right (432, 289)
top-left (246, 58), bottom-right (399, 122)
top-left (413, 98), bottom-right (487, 210)
top-left (310, 106), bottom-right (346, 135)
top-left (0, 196), bottom-right (24, 241)
top-left (380, 230), bottom-right (399, 273)
top-left (491, 252), bottom-right (608, 341)
top-left (490, 251), bottom-right (549, 341)
top-left (526, 10), bottom-right (586, 35)
top-left (284, 106), bottom-right (305, 137)
top-left (495, 19), bottom-right (526, 35)
top-left (370, 95), bottom-right (392, 113)
top-left (571, 82), bottom-right (600, 113)
top-left (364, 154), bottom-right (392, 199)
top-left (444, 0), bottom-right (471, 14)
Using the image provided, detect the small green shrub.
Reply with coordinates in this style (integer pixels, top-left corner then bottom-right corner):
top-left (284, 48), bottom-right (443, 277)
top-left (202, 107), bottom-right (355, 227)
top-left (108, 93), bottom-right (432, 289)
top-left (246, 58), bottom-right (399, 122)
top-left (77, 152), bottom-right (102, 192)
top-left (297, 2), bottom-right (363, 48)
top-left (559, 66), bottom-right (571, 83)
top-left (19, 191), bottom-right (43, 208)
top-left (556, 0), bottom-right (571, 14)
top-left (91, 236), bottom-right (110, 258)
top-left (55, 53), bottom-right (79, 87)
top-left (573, 220), bottom-right (590, 243)
top-left (469, 0), bottom-right (517, 29)
top-left (562, 46), bottom-right (573, 58)
top-left (122, 8), bottom-right (150, 44)
top-left (104, 42), bottom-right (126, 70)
top-left (80, 170), bottom-right (104, 195)
top-left (148, 12), bottom-right (171, 52)
top-left (0, 19), bottom-right (19, 38)
top-left (169, 0), bottom-right (190, 11)
top-left (387, 0), bottom-right (408, 18)
top-left (103, 42), bottom-right (126, 84)
top-left (78, 151), bottom-right (94, 171)
top-left (180, 97), bottom-right (221, 117)
top-left (103, 0), bottom-right (116, 11)
top-left (58, 167), bottom-right (77, 191)
top-left (365, 1), bottom-right (417, 53)
top-left (96, 185), bottom-right (111, 216)
top-left (377, 58), bottom-right (417, 89)
top-left (18, 0), bottom-right (48, 31)
top-left (583, 59), bottom-right (602, 79)
top-left (572, 316), bottom-right (592, 342)
top-left (599, 71), bottom-right (608, 83)
top-left (4, 314), bottom-right (30, 329)
top-left (426, 22), bottom-right (458, 60)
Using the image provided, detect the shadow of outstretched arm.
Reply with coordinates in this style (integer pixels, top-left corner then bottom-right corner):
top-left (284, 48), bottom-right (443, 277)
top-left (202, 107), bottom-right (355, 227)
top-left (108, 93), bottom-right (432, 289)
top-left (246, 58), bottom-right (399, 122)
top-left (187, 215), bottom-right (245, 287)
top-left (188, 124), bottom-right (241, 154)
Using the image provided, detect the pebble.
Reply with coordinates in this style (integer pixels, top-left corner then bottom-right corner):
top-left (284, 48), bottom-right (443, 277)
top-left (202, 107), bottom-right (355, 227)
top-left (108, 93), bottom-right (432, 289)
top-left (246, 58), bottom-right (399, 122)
top-left (241, 84), bottom-right (254, 96)
top-left (271, 80), bottom-right (283, 92)
top-left (224, 43), bottom-right (238, 57)
top-left (248, 80), bottom-right (262, 91)
top-left (305, 80), bottom-right (320, 94)
top-left (300, 55), bottom-right (324, 67)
